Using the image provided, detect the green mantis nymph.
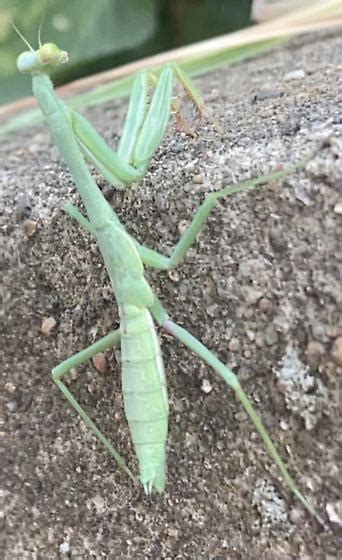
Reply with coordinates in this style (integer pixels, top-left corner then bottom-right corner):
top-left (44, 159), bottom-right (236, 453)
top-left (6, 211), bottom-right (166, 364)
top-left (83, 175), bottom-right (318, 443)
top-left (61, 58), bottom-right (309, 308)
top-left (16, 36), bottom-right (324, 524)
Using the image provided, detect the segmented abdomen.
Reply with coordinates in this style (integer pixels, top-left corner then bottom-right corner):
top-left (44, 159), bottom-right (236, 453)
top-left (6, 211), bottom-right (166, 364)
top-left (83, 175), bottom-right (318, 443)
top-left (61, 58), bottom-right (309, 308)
top-left (120, 304), bottom-right (168, 492)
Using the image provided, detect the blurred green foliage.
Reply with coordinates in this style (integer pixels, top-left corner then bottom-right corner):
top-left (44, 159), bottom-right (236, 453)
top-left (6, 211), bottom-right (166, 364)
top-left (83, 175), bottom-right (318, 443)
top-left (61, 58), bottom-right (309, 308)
top-left (0, 0), bottom-right (252, 105)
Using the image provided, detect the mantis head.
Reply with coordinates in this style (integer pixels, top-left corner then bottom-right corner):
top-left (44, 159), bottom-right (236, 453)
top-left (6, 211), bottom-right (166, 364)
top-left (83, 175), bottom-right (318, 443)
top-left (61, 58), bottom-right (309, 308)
top-left (17, 43), bottom-right (68, 74)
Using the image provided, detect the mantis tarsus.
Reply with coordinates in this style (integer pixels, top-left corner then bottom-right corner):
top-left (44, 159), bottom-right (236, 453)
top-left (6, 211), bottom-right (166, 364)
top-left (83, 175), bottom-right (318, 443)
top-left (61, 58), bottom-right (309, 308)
top-left (16, 36), bottom-right (324, 525)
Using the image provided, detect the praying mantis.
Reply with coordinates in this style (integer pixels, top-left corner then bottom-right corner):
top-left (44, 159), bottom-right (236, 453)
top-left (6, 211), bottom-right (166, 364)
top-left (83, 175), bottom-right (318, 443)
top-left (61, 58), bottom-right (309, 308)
top-left (15, 33), bottom-right (324, 525)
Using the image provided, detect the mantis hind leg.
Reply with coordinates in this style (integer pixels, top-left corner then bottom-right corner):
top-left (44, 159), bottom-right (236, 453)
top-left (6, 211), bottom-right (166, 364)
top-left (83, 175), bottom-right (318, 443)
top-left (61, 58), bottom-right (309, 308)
top-left (52, 329), bottom-right (137, 484)
top-left (149, 299), bottom-right (324, 526)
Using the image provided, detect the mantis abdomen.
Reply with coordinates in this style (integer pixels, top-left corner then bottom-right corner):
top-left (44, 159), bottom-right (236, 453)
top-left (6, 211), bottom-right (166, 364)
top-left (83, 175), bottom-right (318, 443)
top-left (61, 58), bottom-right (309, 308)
top-left (98, 225), bottom-right (169, 493)
top-left (120, 305), bottom-right (168, 493)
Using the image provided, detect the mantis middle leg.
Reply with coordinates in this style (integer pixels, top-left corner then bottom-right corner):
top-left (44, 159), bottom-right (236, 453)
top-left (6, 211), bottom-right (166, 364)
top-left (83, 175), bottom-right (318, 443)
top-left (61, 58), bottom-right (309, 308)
top-left (52, 328), bottom-right (137, 483)
top-left (137, 163), bottom-right (308, 270)
top-left (64, 164), bottom-right (311, 273)
top-left (142, 163), bottom-right (323, 524)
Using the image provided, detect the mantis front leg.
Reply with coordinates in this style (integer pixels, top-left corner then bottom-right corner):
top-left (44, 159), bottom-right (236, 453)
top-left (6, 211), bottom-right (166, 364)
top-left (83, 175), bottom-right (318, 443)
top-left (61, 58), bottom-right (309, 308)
top-left (72, 64), bottom-right (205, 189)
top-left (52, 329), bottom-right (138, 484)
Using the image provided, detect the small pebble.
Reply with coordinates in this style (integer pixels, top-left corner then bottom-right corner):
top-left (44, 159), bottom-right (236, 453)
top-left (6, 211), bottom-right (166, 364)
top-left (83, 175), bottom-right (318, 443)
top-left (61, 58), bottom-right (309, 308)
top-left (59, 541), bottom-right (71, 555)
top-left (101, 286), bottom-right (112, 301)
top-left (168, 269), bottom-right (180, 283)
top-left (242, 286), bottom-right (263, 306)
top-left (235, 410), bottom-right (247, 422)
top-left (253, 89), bottom-right (283, 102)
top-left (305, 340), bottom-right (325, 365)
top-left (333, 201), bottom-right (342, 215)
top-left (259, 298), bottom-right (273, 313)
top-left (330, 337), bottom-right (342, 365)
top-left (4, 383), bottom-right (16, 393)
top-left (245, 329), bottom-right (255, 342)
top-left (178, 220), bottom-right (189, 235)
top-left (311, 321), bottom-right (328, 342)
top-left (167, 526), bottom-right (179, 538)
top-left (216, 440), bottom-right (224, 450)
top-left (6, 400), bottom-right (18, 413)
top-left (306, 340), bottom-right (325, 359)
top-left (185, 432), bottom-right (197, 447)
top-left (228, 337), bottom-right (240, 352)
top-left (259, 108), bottom-right (274, 118)
top-left (284, 69), bottom-right (305, 81)
top-left (289, 506), bottom-right (305, 525)
top-left (92, 352), bottom-right (108, 374)
top-left (280, 419), bottom-right (289, 430)
top-left (249, 518), bottom-right (261, 536)
top-left (23, 219), bottom-right (38, 237)
top-left (192, 173), bottom-right (204, 184)
top-left (16, 193), bottom-right (31, 220)
top-left (201, 378), bottom-right (213, 394)
top-left (170, 141), bottom-right (184, 153)
top-left (41, 316), bottom-right (57, 336)
top-left (264, 324), bottom-right (279, 346)
top-left (326, 500), bottom-right (342, 526)
top-left (332, 112), bottom-right (342, 125)
top-left (255, 333), bottom-right (264, 348)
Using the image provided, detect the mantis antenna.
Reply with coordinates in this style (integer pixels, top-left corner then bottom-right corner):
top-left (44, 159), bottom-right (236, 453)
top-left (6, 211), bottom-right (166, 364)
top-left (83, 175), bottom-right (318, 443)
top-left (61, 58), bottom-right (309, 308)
top-left (38, 0), bottom-right (49, 47)
top-left (11, 21), bottom-right (34, 51)
top-left (38, 18), bottom-right (43, 48)
top-left (12, 0), bottom-right (49, 50)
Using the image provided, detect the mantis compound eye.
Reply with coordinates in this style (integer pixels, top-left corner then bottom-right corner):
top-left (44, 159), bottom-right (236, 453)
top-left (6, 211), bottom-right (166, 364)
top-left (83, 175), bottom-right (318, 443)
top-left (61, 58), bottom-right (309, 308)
top-left (38, 43), bottom-right (69, 66)
top-left (16, 50), bottom-right (37, 73)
